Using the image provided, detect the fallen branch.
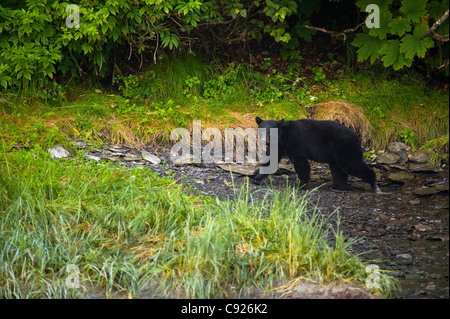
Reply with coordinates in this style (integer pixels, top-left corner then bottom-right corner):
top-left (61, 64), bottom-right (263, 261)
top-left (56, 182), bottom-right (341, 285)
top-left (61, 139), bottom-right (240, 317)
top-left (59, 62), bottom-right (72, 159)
top-left (303, 21), bottom-right (365, 41)
top-left (421, 9), bottom-right (449, 42)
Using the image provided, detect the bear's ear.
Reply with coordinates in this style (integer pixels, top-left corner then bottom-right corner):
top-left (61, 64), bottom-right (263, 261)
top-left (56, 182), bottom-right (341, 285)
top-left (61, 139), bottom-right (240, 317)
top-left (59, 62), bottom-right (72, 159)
top-left (255, 116), bottom-right (263, 125)
top-left (277, 119), bottom-right (285, 127)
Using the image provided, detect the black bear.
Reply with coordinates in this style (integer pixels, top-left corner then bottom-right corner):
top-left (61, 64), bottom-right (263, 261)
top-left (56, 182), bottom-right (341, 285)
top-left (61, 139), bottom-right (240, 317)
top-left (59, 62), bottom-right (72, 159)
top-left (254, 117), bottom-right (380, 193)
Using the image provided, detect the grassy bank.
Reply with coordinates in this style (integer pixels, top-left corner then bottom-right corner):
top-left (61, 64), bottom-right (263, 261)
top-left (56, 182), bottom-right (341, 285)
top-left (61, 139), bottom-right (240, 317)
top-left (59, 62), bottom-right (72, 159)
top-left (1, 58), bottom-right (448, 154)
top-left (1, 58), bottom-right (445, 298)
top-left (0, 146), bottom-right (398, 298)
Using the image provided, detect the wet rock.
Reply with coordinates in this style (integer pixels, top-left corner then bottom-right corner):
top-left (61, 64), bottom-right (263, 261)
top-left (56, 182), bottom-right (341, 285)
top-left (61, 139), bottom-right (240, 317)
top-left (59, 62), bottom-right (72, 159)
top-left (277, 162), bottom-right (295, 173)
top-left (413, 185), bottom-right (449, 196)
top-left (108, 146), bottom-right (128, 153)
top-left (410, 150), bottom-right (433, 163)
top-left (376, 152), bottom-right (401, 164)
top-left (48, 145), bottom-right (71, 159)
top-left (414, 224), bottom-right (432, 232)
top-left (396, 254), bottom-right (413, 265)
top-left (109, 152), bottom-right (126, 157)
top-left (409, 163), bottom-right (441, 172)
top-left (141, 150), bottom-right (161, 165)
top-left (123, 154), bottom-right (140, 161)
top-left (386, 172), bottom-right (415, 183)
top-left (173, 154), bottom-right (201, 167)
top-left (351, 181), bottom-right (372, 191)
top-left (216, 164), bottom-right (258, 176)
top-left (434, 201), bottom-right (449, 209)
top-left (386, 142), bottom-right (409, 164)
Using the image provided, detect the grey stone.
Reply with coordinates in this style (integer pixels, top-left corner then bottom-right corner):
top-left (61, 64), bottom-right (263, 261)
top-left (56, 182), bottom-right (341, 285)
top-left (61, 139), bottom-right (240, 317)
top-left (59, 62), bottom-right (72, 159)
top-left (277, 162), bottom-right (295, 173)
top-left (376, 152), bottom-right (401, 164)
top-left (173, 153), bottom-right (201, 167)
top-left (216, 164), bottom-right (258, 176)
top-left (123, 154), bottom-right (140, 161)
top-left (109, 152), bottom-right (126, 156)
top-left (386, 172), bottom-right (415, 183)
top-left (410, 150), bottom-right (433, 163)
top-left (413, 185), bottom-right (449, 196)
top-left (396, 253), bottom-right (413, 260)
top-left (386, 141), bottom-right (409, 154)
top-left (141, 150), bottom-right (161, 165)
top-left (48, 145), bottom-right (71, 159)
top-left (409, 163), bottom-right (441, 172)
top-left (414, 224), bottom-right (432, 232)
top-left (109, 146), bottom-right (128, 153)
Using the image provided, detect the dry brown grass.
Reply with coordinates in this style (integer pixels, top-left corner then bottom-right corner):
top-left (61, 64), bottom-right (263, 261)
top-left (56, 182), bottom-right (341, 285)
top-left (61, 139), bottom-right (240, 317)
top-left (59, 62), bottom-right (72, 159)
top-left (224, 112), bottom-right (258, 129)
top-left (309, 100), bottom-right (372, 146)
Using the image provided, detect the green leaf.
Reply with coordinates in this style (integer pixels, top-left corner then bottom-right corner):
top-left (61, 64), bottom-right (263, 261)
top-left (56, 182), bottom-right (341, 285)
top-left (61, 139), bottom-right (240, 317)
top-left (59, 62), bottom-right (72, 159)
top-left (81, 43), bottom-right (93, 54)
top-left (23, 72), bottom-right (32, 81)
top-left (400, 0), bottom-right (427, 23)
top-left (388, 17), bottom-right (411, 36)
top-left (380, 39), bottom-right (413, 70)
top-left (368, 9), bottom-right (392, 39)
top-left (352, 33), bottom-right (387, 63)
top-left (400, 22), bottom-right (435, 59)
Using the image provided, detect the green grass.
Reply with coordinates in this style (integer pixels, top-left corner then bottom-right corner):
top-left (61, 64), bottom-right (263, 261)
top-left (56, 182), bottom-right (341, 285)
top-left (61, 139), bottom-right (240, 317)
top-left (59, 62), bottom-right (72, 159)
top-left (0, 148), bottom-right (398, 298)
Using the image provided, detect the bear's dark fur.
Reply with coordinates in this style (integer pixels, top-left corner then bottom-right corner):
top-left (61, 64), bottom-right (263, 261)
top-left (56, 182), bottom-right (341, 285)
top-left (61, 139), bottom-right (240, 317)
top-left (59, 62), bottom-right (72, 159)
top-left (254, 117), bottom-right (379, 193)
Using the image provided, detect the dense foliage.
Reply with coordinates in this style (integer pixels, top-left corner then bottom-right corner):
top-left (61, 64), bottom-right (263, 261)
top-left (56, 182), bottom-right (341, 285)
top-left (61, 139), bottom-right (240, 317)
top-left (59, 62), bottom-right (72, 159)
top-left (0, 0), bottom-right (297, 91)
top-left (353, 0), bottom-right (449, 71)
top-left (0, 0), bottom-right (448, 92)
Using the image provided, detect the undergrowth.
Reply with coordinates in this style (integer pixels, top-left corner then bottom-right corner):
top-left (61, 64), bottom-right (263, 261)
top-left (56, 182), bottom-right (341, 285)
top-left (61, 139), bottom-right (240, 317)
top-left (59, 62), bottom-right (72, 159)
top-left (0, 148), bottom-right (398, 298)
top-left (1, 55), bottom-right (447, 153)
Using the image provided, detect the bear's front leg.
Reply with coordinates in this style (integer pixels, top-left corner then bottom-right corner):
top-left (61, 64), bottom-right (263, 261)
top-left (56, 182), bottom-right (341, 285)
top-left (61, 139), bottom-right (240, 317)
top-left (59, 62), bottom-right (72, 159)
top-left (253, 159), bottom-right (278, 184)
top-left (292, 158), bottom-right (310, 188)
top-left (253, 171), bottom-right (268, 184)
top-left (253, 144), bottom-right (282, 184)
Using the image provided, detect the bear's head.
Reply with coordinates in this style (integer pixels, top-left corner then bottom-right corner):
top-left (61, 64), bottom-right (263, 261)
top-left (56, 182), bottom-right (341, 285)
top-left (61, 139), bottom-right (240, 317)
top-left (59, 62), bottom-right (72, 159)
top-left (255, 117), bottom-right (284, 145)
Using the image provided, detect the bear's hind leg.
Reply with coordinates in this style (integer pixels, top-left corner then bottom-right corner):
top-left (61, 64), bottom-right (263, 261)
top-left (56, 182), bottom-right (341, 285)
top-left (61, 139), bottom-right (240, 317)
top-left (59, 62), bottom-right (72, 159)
top-left (338, 160), bottom-right (378, 193)
top-left (355, 165), bottom-right (378, 193)
top-left (329, 162), bottom-right (351, 191)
